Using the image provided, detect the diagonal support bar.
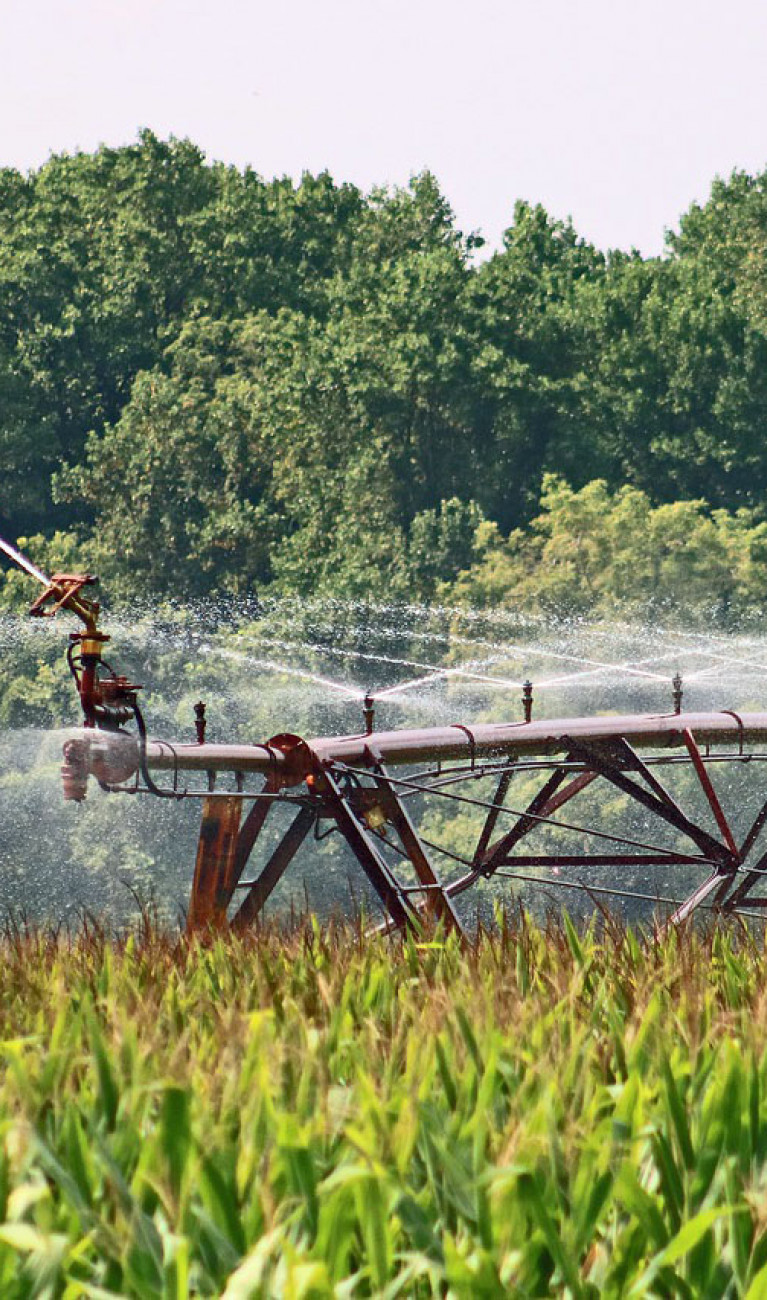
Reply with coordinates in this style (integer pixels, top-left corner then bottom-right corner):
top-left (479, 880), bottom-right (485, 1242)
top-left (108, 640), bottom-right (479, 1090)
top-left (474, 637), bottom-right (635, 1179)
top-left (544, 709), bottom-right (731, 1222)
top-left (539, 770), bottom-right (599, 817)
top-left (480, 766), bottom-right (598, 877)
top-left (320, 768), bottom-right (421, 932)
top-left (563, 737), bottom-right (735, 868)
top-left (682, 729), bottom-right (740, 861)
top-left (473, 769), bottom-right (514, 868)
top-left (720, 849), bottom-right (767, 913)
top-left (371, 767), bottom-right (466, 939)
top-left (480, 767), bottom-right (569, 876)
top-left (224, 773), bottom-right (283, 907)
top-left (740, 801), bottom-right (767, 863)
top-left (666, 870), bottom-right (723, 927)
top-left (231, 806), bottom-right (316, 933)
top-left (600, 737), bottom-right (687, 811)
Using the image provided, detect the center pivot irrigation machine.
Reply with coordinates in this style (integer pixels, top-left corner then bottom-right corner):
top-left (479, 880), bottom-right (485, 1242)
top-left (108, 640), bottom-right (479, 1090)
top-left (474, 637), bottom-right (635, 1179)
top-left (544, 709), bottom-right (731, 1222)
top-left (5, 535), bottom-right (767, 936)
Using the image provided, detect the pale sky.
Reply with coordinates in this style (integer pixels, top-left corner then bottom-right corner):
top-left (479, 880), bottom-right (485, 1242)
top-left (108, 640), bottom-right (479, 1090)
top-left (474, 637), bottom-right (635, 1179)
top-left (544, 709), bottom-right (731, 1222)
top-left (1, 0), bottom-right (767, 256)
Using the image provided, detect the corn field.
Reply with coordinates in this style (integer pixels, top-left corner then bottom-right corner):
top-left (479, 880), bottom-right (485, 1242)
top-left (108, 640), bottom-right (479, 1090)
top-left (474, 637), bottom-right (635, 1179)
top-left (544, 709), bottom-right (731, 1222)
top-left (4, 913), bottom-right (767, 1296)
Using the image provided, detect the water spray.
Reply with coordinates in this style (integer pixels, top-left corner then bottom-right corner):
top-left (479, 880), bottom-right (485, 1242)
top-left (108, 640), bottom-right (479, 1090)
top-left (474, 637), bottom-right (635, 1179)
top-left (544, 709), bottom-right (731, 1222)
top-left (6, 531), bottom-right (767, 934)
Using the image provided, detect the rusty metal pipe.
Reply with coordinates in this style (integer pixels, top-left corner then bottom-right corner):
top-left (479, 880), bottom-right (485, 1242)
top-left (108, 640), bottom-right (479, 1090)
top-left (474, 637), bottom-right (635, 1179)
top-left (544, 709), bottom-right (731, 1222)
top-left (80, 710), bottom-right (767, 791)
top-left (307, 711), bottom-right (767, 768)
top-left (143, 741), bottom-right (284, 774)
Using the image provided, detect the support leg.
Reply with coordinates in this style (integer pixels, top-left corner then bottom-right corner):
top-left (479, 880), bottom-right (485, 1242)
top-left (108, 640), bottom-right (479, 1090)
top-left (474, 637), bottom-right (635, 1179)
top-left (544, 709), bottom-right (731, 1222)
top-left (188, 796), bottom-right (242, 932)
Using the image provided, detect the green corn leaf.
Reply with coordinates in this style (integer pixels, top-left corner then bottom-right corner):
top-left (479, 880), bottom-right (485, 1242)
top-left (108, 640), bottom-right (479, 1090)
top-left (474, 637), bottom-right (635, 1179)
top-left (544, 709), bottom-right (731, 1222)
top-left (745, 1261), bottom-right (767, 1299)
top-left (159, 1086), bottom-right (192, 1200)
top-left (563, 910), bottom-right (586, 969)
top-left (435, 1034), bottom-right (458, 1110)
top-left (628, 1205), bottom-right (741, 1296)
top-left (516, 1170), bottom-right (584, 1299)
top-left (198, 1153), bottom-right (246, 1255)
top-left (661, 1056), bottom-right (695, 1170)
top-left (83, 1004), bottom-right (119, 1133)
top-left (353, 1173), bottom-right (392, 1292)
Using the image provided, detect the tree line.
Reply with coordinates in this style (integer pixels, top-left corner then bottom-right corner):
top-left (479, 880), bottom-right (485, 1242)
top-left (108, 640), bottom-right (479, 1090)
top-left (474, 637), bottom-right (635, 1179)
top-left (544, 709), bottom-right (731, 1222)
top-left (3, 130), bottom-right (767, 617)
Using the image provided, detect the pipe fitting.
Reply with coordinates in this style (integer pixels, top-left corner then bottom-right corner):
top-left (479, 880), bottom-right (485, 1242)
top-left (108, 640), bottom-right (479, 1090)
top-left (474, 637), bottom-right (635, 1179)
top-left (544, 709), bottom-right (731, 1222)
top-left (61, 738), bottom-right (90, 801)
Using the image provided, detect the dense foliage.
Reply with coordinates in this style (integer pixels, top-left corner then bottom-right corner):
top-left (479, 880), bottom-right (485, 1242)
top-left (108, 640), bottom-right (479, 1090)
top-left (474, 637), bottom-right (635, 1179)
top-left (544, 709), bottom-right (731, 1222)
top-left (3, 917), bottom-right (767, 1295)
top-left (3, 132), bottom-right (767, 614)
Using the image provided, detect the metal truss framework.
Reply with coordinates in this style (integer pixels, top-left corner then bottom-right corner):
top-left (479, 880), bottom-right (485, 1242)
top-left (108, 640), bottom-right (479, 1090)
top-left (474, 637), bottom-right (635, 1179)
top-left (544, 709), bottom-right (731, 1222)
top-left (184, 726), bottom-right (767, 937)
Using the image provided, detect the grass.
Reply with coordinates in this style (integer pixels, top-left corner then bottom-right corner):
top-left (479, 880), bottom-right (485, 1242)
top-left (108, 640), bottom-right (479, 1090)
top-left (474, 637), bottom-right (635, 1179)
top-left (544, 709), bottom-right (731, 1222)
top-left (3, 912), bottom-right (767, 1296)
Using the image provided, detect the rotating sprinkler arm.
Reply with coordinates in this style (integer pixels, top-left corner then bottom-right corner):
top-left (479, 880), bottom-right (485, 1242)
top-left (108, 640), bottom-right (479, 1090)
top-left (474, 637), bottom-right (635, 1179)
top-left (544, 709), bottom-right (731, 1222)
top-left (29, 575), bottom-right (100, 635)
top-left (0, 533), bottom-right (101, 636)
top-left (0, 532), bottom-right (108, 729)
top-left (0, 532), bottom-right (141, 753)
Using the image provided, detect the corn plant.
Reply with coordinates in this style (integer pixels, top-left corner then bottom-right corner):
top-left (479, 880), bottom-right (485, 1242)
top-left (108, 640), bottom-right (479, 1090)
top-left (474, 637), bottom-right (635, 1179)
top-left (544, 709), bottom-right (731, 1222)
top-left (2, 913), bottom-right (767, 1295)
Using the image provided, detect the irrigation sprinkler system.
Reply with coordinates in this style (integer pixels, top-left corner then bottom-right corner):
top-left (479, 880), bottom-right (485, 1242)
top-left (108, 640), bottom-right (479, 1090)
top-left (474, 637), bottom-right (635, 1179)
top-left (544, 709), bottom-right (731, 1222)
top-left (5, 535), bottom-right (767, 935)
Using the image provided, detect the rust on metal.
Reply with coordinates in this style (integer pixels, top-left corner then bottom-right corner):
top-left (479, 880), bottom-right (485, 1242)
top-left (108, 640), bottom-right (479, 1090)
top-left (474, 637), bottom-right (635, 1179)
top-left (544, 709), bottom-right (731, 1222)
top-left (188, 796), bottom-right (242, 931)
top-left (61, 738), bottom-right (91, 802)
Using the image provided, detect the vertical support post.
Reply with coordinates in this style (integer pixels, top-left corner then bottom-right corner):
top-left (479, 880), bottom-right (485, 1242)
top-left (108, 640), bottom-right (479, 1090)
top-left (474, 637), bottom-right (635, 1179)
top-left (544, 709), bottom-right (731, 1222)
top-left (188, 795), bottom-right (242, 932)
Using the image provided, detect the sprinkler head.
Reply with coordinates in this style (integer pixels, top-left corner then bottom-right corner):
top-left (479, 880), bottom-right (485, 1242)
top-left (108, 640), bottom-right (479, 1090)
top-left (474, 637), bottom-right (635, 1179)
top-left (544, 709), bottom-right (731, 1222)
top-left (363, 692), bottom-right (375, 736)
top-left (194, 700), bottom-right (207, 745)
top-left (522, 680), bottom-right (534, 724)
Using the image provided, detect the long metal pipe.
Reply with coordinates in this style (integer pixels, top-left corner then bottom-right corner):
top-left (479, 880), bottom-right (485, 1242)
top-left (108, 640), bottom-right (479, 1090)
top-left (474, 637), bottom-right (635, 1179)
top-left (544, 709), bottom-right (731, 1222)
top-left (130, 709), bottom-right (767, 778)
top-left (309, 710), bottom-right (767, 767)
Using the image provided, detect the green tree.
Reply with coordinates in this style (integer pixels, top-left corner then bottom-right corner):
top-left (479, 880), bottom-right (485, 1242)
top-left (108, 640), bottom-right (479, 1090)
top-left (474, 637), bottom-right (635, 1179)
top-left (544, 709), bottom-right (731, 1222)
top-left (573, 171), bottom-right (767, 509)
top-left (447, 475), bottom-right (767, 619)
top-left (0, 133), bottom-right (365, 541)
top-left (57, 173), bottom-right (482, 599)
top-left (465, 201), bottom-right (607, 529)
